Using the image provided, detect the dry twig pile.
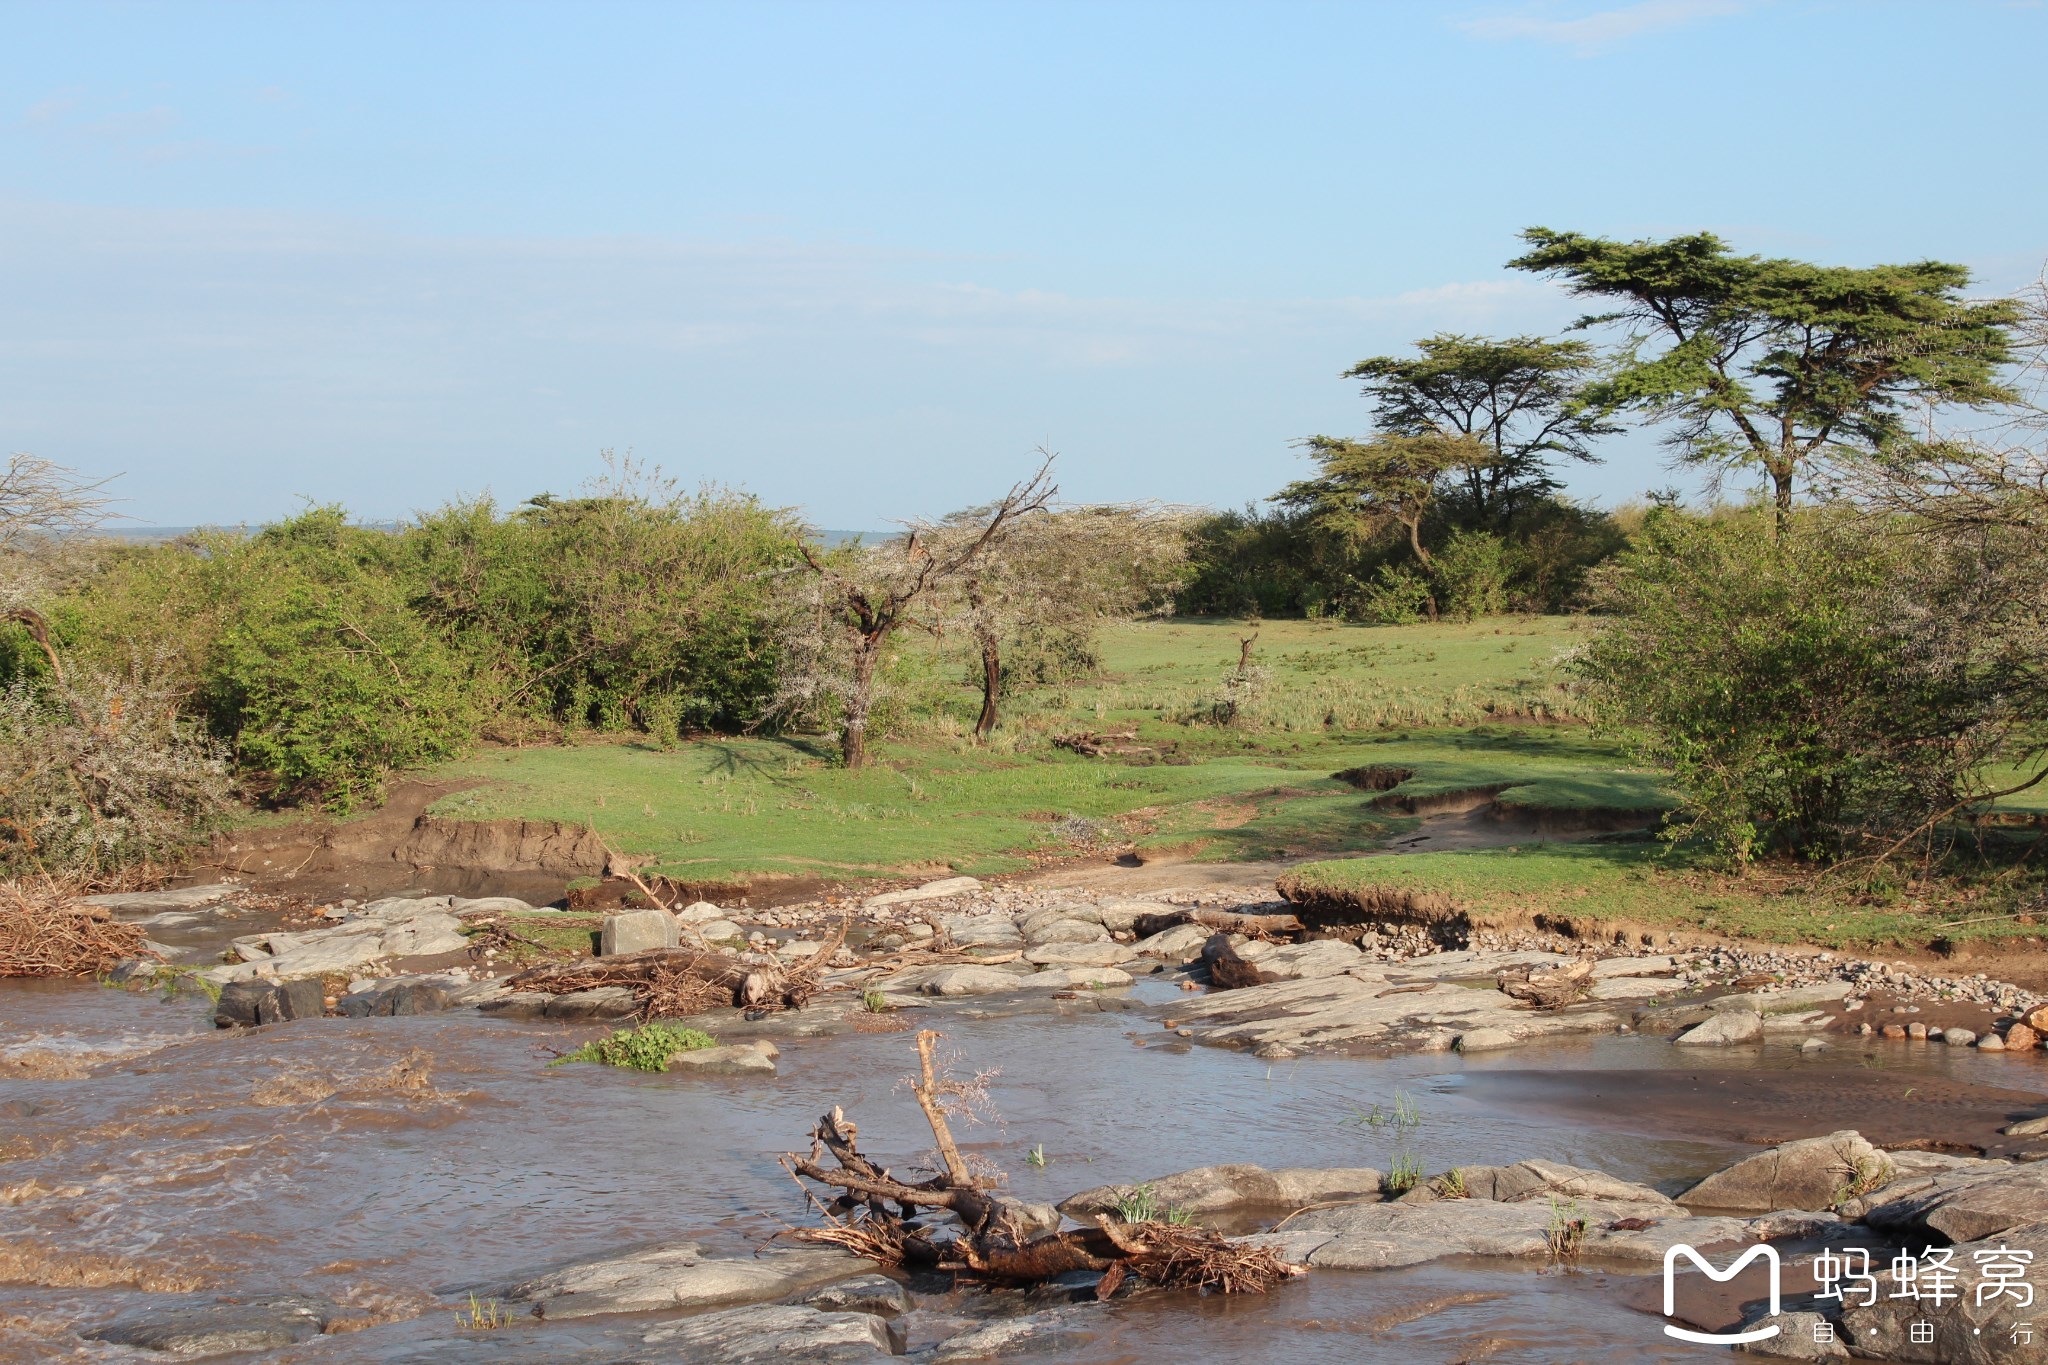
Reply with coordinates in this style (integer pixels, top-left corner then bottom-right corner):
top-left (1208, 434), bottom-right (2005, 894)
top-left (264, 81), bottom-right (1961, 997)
top-left (0, 877), bottom-right (152, 977)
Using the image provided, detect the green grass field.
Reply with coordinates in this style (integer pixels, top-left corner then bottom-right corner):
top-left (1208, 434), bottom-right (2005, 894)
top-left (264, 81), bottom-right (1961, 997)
top-left (426, 615), bottom-right (1667, 886)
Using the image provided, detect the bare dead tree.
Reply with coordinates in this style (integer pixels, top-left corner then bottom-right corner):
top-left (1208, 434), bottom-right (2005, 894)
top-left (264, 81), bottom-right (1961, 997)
top-left (0, 454), bottom-right (116, 683)
top-left (773, 456), bottom-right (1056, 768)
top-left (933, 503), bottom-right (1191, 741)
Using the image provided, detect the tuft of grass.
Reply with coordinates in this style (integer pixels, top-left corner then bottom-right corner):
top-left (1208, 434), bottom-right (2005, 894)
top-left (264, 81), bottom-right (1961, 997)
top-left (1432, 1167), bottom-right (1469, 1199)
top-left (1831, 1153), bottom-right (1897, 1206)
top-left (1113, 1183), bottom-right (1192, 1225)
top-left (1384, 1154), bottom-right (1425, 1196)
top-left (453, 1293), bottom-right (515, 1331)
top-left (1025, 1143), bottom-right (1047, 1170)
top-left (548, 1021), bottom-right (716, 1073)
top-left (1546, 1196), bottom-right (1587, 1264)
top-left (861, 988), bottom-right (889, 1013)
top-left (1347, 1089), bottom-right (1423, 1131)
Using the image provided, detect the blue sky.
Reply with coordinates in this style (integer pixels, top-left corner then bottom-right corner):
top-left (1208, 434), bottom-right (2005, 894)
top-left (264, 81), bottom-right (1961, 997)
top-left (4, 0), bottom-right (2045, 527)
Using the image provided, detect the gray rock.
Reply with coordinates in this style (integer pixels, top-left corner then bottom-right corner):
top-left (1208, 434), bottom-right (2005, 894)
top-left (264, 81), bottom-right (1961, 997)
top-left (667, 1040), bottom-right (778, 1075)
top-left (1457, 1027), bottom-right (1519, 1052)
top-left (789, 1273), bottom-right (912, 1318)
top-left (675, 900), bottom-right (728, 924)
top-left (448, 896), bottom-right (540, 915)
top-left (1857, 1164), bottom-right (2048, 1243)
top-left (1253, 939), bottom-right (1365, 980)
top-left (1022, 916), bottom-right (1110, 946)
top-left (865, 876), bottom-right (982, 908)
top-left (1943, 1027), bottom-right (1979, 1046)
top-left (543, 987), bottom-right (641, 1021)
top-left (1023, 941), bottom-right (1130, 968)
top-left (1040, 966), bottom-right (1132, 990)
top-left (1675, 1010), bottom-right (1764, 1045)
top-left (450, 1241), bottom-right (866, 1320)
top-left (1842, 1221), bottom-right (2048, 1362)
top-left (1127, 922), bottom-right (1212, 961)
top-left (1287, 1198), bottom-right (1591, 1269)
top-left (1457, 1159), bottom-right (1679, 1209)
top-left (339, 977), bottom-right (457, 1018)
top-left (1092, 900), bottom-right (1156, 934)
top-left (1059, 1163), bottom-right (1383, 1219)
top-left (78, 884), bottom-right (241, 916)
top-left (639, 1302), bottom-right (896, 1362)
top-left (213, 977), bottom-right (326, 1028)
top-left (477, 991), bottom-right (554, 1019)
top-left (1735, 1310), bottom-right (1850, 1358)
top-left (922, 1305), bottom-right (1095, 1362)
top-left (941, 915), bottom-right (1024, 949)
top-left (86, 1292), bottom-right (336, 1356)
top-left (1679, 1131), bottom-right (1889, 1213)
top-left (920, 966), bottom-right (1040, 996)
top-left (687, 918), bottom-right (744, 943)
top-left (600, 908), bottom-right (679, 956)
top-left (2004, 1115), bottom-right (2048, 1137)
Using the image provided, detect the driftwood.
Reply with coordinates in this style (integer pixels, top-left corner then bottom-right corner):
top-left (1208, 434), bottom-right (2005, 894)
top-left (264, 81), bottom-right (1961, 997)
top-left (1051, 729), bottom-right (1156, 758)
top-left (1200, 932), bottom-right (1267, 990)
top-left (509, 915), bottom-right (850, 1017)
top-left (1496, 958), bottom-right (1594, 1008)
top-left (782, 1030), bottom-right (1303, 1297)
top-left (1132, 907), bottom-right (1303, 941)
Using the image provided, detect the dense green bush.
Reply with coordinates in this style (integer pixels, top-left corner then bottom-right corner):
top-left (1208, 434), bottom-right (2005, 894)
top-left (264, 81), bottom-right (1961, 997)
top-left (1578, 508), bottom-right (2022, 864)
top-left (1430, 530), bottom-right (1512, 620)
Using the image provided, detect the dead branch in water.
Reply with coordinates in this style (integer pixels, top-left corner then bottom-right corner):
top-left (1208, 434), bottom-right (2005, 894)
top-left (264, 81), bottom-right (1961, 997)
top-left (1200, 932), bottom-right (1267, 990)
top-left (0, 877), bottom-right (153, 977)
top-left (780, 1029), bottom-right (1305, 1296)
top-left (505, 912), bottom-right (851, 1018)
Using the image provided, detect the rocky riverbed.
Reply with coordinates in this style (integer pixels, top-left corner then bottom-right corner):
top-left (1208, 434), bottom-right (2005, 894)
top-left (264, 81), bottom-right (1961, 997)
top-left (10, 873), bottom-right (2048, 1360)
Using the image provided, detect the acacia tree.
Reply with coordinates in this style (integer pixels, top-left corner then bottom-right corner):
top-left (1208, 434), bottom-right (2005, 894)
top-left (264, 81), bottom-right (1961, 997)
top-left (1510, 228), bottom-right (2020, 531)
top-left (773, 459), bottom-right (1056, 768)
top-left (1343, 333), bottom-right (1613, 525)
top-left (0, 454), bottom-right (114, 684)
top-left (935, 504), bottom-right (1189, 740)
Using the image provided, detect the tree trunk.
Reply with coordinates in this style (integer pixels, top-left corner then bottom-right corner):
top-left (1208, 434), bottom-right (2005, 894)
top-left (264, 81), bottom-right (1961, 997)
top-left (974, 627), bottom-right (1001, 742)
top-left (1771, 463), bottom-right (1795, 534)
top-left (843, 635), bottom-right (880, 769)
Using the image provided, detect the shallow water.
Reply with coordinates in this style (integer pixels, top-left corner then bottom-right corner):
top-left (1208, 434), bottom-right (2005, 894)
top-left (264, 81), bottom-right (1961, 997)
top-left (3, 977), bottom-right (2044, 1361)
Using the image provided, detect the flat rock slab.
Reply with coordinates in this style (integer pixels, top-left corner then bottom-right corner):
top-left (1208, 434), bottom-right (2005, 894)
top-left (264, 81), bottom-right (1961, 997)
top-left (602, 908), bottom-right (679, 955)
top-left (1060, 1163), bottom-right (1384, 1219)
top-left (641, 1303), bottom-right (896, 1362)
top-left (355, 1303), bottom-right (895, 1364)
top-left (449, 1241), bottom-right (868, 1320)
top-left (543, 987), bottom-right (641, 1022)
top-left (79, 884), bottom-right (243, 917)
top-left (1286, 1194), bottom-right (1676, 1269)
top-left (668, 1040), bottom-right (778, 1075)
top-left (87, 1292), bottom-right (337, 1356)
top-left (1023, 941), bottom-right (1131, 968)
top-left (1168, 970), bottom-right (1626, 1051)
top-left (1843, 1221), bottom-right (2048, 1363)
top-left (865, 876), bottom-right (983, 908)
top-left (1856, 1163), bottom-right (2048, 1243)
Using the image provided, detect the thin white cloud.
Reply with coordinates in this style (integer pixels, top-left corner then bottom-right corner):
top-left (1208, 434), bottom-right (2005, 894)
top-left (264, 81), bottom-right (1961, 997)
top-left (1459, 0), bottom-right (1748, 55)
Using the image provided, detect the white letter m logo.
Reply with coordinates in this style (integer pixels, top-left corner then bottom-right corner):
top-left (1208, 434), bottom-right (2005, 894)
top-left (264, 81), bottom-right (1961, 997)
top-left (1663, 1243), bottom-right (1782, 1344)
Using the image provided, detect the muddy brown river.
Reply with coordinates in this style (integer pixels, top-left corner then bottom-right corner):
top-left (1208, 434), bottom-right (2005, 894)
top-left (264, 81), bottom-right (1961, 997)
top-left (8, 962), bottom-right (2046, 1363)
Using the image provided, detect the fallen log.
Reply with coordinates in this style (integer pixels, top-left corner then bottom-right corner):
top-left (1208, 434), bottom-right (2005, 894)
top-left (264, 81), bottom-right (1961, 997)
top-left (781, 1030), bottom-right (1304, 1296)
top-left (1497, 957), bottom-right (1594, 1008)
top-left (1200, 932), bottom-right (1267, 990)
top-left (1132, 907), bottom-right (1303, 941)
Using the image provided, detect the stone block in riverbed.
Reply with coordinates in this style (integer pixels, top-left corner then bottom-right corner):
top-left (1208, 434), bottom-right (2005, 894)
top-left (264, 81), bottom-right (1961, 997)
top-left (600, 908), bottom-right (679, 955)
top-left (213, 977), bottom-right (326, 1028)
top-left (444, 1240), bottom-right (868, 1320)
top-left (86, 1292), bottom-right (338, 1354)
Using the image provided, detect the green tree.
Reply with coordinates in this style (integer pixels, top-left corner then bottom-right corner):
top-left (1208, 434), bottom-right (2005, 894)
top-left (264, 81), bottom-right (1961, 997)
top-left (1510, 229), bottom-right (2020, 529)
top-left (1344, 334), bottom-right (1614, 524)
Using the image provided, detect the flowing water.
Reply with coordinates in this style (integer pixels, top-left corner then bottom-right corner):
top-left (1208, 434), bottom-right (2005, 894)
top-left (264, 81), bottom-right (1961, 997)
top-left (4, 966), bottom-right (2045, 1362)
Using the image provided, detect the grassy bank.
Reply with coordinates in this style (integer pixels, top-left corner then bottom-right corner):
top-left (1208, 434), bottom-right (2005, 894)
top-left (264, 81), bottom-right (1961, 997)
top-left (423, 616), bottom-right (1668, 885)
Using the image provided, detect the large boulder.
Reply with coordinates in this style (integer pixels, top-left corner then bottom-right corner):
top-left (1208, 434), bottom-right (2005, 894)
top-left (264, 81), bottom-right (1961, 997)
top-left (1059, 1163), bottom-right (1384, 1219)
top-left (1253, 939), bottom-right (1365, 981)
top-left (667, 1040), bottom-right (778, 1075)
top-left (447, 1242), bottom-right (866, 1321)
top-left (1022, 918), bottom-right (1111, 947)
top-left (1129, 922), bottom-right (1211, 961)
top-left (1679, 1131), bottom-right (1888, 1213)
top-left (1023, 941), bottom-right (1131, 968)
top-left (1674, 1009), bottom-right (1764, 1045)
top-left (213, 978), bottom-right (325, 1028)
top-left (1855, 1163), bottom-right (2048, 1243)
top-left (919, 966), bottom-right (1039, 996)
top-left (86, 1293), bottom-right (337, 1355)
top-left (1842, 1221), bottom-right (2048, 1364)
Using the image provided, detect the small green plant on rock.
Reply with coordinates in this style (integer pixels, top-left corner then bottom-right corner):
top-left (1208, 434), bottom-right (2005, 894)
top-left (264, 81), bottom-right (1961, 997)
top-left (1546, 1196), bottom-right (1586, 1265)
top-left (1432, 1167), bottom-right (1469, 1199)
top-left (861, 988), bottom-right (890, 1013)
top-left (1832, 1153), bottom-right (1897, 1206)
top-left (1113, 1182), bottom-right (1192, 1225)
top-left (454, 1293), bottom-right (514, 1331)
top-left (1025, 1143), bottom-right (1047, 1169)
top-left (1384, 1154), bottom-right (1424, 1196)
top-left (549, 1021), bottom-right (716, 1073)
